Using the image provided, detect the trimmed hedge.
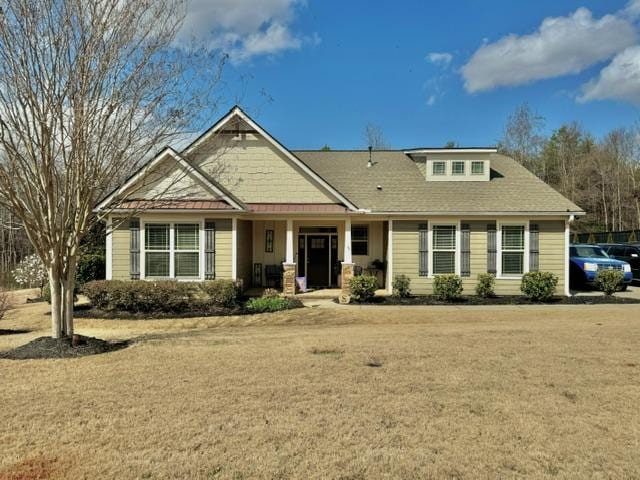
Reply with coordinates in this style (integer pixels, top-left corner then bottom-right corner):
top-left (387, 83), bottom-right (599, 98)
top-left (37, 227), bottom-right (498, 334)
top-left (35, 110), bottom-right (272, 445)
top-left (520, 272), bottom-right (558, 301)
top-left (82, 279), bottom-right (241, 313)
top-left (433, 274), bottom-right (463, 301)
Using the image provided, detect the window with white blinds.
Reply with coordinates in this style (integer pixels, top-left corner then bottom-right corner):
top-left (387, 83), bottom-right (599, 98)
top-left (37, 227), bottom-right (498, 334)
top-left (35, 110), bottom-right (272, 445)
top-left (432, 225), bottom-right (456, 274)
top-left (145, 224), bottom-right (170, 277)
top-left (144, 222), bottom-right (201, 279)
top-left (501, 225), bottom-right (525, 276)
top-left (175, 224), bottom-right (200, 278)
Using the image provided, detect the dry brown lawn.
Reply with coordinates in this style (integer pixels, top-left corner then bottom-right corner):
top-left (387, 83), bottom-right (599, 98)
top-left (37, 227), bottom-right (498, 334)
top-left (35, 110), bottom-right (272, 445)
top-left (1, 298), bottom-right (640, 479)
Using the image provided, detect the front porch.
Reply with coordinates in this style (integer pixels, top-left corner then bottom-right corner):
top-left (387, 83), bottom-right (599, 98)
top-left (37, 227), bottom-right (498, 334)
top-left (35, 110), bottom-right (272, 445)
top-left (237, 218), bottom-right (388, 298)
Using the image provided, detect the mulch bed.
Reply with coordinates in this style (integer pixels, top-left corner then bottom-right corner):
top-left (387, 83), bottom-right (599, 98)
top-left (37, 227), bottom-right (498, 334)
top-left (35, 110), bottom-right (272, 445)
top-left (352, 295), bottom-right (640, 306)
top-left (0, 334), bottom-right (129, 360)
top-left (72, 303), bottom-right (245, 320)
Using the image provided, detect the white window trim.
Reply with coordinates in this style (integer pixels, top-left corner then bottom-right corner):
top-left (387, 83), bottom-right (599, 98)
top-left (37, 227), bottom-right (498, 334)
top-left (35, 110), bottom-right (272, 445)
top-left (429, 221), bottom-right (461, 277)
top-left (452, 161), bottom-right (465, 175)
top-left (497, 220), bottom-right (530, 279)
top-left (471, 161), bottom-right (484, 175)
top-left (432, 161), bottom-right (447, 176)
top-left (141, 220), bottom-right (205, 281)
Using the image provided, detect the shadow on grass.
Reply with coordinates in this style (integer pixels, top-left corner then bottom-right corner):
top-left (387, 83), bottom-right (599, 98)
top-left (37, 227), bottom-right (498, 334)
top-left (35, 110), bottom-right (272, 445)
top-left (0, 328), bottom-right (31, 336)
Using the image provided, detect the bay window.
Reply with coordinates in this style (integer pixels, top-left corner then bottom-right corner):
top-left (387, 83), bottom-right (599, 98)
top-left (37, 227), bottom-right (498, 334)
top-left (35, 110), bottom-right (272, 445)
top-left (501, 224), bottom-right (525, 276)
top-left (432, 225), bottom-right (456, 274)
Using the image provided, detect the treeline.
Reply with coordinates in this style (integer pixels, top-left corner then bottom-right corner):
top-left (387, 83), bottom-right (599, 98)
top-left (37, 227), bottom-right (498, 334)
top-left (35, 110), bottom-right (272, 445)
top-left (499, 104), bottom-right (640, 232)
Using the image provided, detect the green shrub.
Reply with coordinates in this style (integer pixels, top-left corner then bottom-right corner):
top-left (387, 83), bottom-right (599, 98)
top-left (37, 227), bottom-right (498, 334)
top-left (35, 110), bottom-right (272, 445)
top-left (595, 269), bottom-right (624, 296)
top-left (433, 274), bottom-right (463, 301)
top-left (76, 254), bottom-right (106, 286)
top-left (245, 295), bottom-right (301, 313)
top-left (349, 274), bottom-right (378, 302)
top-left (520, 272), bottom-right (558, 301)
top-left (199, 280), bottom-right (240, 307)
top-left (392, 275), bottom-right (411, 298)
top-left (83, 280), bottom-right (195, 313)
top-left (475, 273), bottom-right (496, 298)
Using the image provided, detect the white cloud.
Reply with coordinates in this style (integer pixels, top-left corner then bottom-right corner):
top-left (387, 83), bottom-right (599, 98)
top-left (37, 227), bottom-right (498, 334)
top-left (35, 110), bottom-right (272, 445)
top-left (426, 52), bottom-right (453, 67)
top-left (579, 46), bottom-right (640, 104)
top-left (175, 0), bottom-right (316, 62)
top-left (426, 95), bottom-right (437, 106)
top-left (624, 0), bottom-right (640, 19)
top-left (461, 7), bottom-right (637, 93)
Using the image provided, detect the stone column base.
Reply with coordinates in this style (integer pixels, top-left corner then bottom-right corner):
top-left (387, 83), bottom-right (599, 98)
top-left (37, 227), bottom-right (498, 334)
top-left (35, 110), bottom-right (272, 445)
top-left (282, 263), bottom-right (297, 296)
top-left (339, 262), bottom-right (355, 304)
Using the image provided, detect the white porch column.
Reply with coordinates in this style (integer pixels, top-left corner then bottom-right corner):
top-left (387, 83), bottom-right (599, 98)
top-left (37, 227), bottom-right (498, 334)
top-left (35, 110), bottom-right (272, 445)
top-left (283, 219), bottom-right (296, 295)
top-left (285, 219), bottom-right (294, 264)
top-left (340, 217), bottom-right (355, 303)
top-left (387, 219), bottom-right (393, 294)
top-left (344, 217), bottom-right (352, 264)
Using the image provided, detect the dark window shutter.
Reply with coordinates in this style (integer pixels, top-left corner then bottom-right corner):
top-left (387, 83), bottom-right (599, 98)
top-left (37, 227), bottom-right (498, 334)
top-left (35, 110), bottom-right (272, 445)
top-left (461, 223), bottom-right (471, 277)
top-left (487, 222), bottom-right (497, 274)
top-left (130, 218), bottom-right (140, 280)
top-left (529, 223), bottom-right (539, 272)
top-left (418, 222), bottom-right (429, 277)
top-left (205, 220), bottom-right (216, 280)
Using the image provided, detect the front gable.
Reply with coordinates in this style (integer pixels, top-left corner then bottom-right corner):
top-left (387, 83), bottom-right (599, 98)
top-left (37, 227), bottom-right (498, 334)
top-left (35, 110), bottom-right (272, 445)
top-left (183, 107), bottom-right (357, 208)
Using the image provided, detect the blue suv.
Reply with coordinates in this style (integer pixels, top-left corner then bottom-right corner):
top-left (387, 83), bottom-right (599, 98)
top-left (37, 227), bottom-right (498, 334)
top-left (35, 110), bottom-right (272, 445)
top-left (570, 244), bottom-right (633, 290)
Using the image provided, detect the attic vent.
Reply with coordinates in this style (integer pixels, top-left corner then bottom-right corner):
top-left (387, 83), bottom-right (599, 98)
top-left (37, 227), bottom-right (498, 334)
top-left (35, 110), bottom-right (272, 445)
top-left (376, 185), bottom-right (383, 190)
top-left (367, 146), bottom-right (373, 168)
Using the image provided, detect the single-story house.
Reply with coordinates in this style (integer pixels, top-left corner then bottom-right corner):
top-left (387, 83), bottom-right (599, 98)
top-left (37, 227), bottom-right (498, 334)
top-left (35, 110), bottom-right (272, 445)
top-left (98, 106), bottom-right (584, 299)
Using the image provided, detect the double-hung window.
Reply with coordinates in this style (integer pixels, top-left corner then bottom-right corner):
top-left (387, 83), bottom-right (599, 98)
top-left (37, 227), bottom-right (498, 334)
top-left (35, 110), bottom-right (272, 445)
top-left (432, 225), bottom-right (456, 274)
top-left (432, 161), bottom-right (446, 175)
top-left (175, 224), bottom-right (200, 278)
top-left (144, 222), bottom-right (201, 279)
top-left (352, 225), bottom-right (369, 256)
top-left (452, 161), bottom-right (465, 175)
top-left (145, 224), bottom-right (170, 277)
top-left (471, 161), bottom-right (484, 175)
top-left (501, 225), bottom-right (525, 276)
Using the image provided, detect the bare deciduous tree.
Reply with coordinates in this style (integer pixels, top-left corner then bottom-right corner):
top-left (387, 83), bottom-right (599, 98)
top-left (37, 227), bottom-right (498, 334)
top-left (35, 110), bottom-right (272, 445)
top-left (0, 0), bottom-right (225, 338)
top-left (364, 123), bottom-right (389, 150)
top-left (498, 103), bottom-right (546, 178)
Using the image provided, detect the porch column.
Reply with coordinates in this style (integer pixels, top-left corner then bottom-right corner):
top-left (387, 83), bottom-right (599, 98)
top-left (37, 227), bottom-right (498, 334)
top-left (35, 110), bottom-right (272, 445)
top-left (340, 217), bottom-right (355, 304)
top-left (282, 219), bottom-right (296, 296)
top-left (387, 219), bottom-right (393, 294)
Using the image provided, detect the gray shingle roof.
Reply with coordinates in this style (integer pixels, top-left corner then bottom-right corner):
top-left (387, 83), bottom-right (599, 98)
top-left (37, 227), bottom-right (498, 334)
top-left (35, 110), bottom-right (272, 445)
top-left (293, 150), bottom-right (583, 214)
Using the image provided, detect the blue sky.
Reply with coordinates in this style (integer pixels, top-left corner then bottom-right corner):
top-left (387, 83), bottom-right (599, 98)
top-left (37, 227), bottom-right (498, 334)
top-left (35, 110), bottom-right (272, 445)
top-left (181, 0), bottom-right (640, 150)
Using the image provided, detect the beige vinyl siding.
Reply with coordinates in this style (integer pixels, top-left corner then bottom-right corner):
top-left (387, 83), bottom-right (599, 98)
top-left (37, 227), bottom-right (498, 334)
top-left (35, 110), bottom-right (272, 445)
top-left (236, 219), bottom-right (253, 288)
top-left (351, 221), bottom-right (385, 270)
top-left (392, 218), bottom-right (566, 296)
top-left (252, 220), bottom-right (287, 286)
top-left (213, 219), bottom-right (232, 279)
top-left (538, 220), bottom-right (566, 295)
top-left (193, 132), bottom-right (337, 204)
top-left (135, 157), bottom-right (218, 199)
top-left (111, 218), bottom-right (130, 280)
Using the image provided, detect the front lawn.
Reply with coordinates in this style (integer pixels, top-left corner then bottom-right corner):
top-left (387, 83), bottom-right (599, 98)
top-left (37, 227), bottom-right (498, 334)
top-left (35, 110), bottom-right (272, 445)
top-left (1, 301), bottom-right (639, 478)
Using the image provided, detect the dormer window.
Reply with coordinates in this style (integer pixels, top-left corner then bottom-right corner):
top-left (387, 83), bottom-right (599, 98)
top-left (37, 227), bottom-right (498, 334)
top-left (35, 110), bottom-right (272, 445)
top-left (452, 161), bottom-right (465, 175)
top-left (471, 161), bottom-right (484, 175)
top-left (433, 161), bottom-right (446, 175)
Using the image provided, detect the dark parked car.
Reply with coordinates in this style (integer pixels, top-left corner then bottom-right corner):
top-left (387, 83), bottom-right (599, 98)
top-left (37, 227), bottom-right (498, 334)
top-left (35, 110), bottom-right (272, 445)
top-left (599, 243), bottom-right (640, 280)
top-left (569, 244), bottom-right (633, 290)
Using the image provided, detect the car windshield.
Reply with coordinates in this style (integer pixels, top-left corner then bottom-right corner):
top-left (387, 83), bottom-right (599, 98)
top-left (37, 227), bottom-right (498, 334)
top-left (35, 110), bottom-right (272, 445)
top-left (571, 246), bottom-right (609, 258)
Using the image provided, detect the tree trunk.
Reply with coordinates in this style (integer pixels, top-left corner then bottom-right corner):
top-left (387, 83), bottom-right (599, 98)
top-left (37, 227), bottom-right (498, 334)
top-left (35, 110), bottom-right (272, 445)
top-left (48, 269), bottom-right (63, 339)
top-left (62, 262), bottom-right (76, 337)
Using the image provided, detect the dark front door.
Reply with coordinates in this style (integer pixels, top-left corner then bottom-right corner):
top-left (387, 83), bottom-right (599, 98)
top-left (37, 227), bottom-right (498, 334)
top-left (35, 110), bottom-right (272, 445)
top-left (306, 235), bottom-right (330, 286)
